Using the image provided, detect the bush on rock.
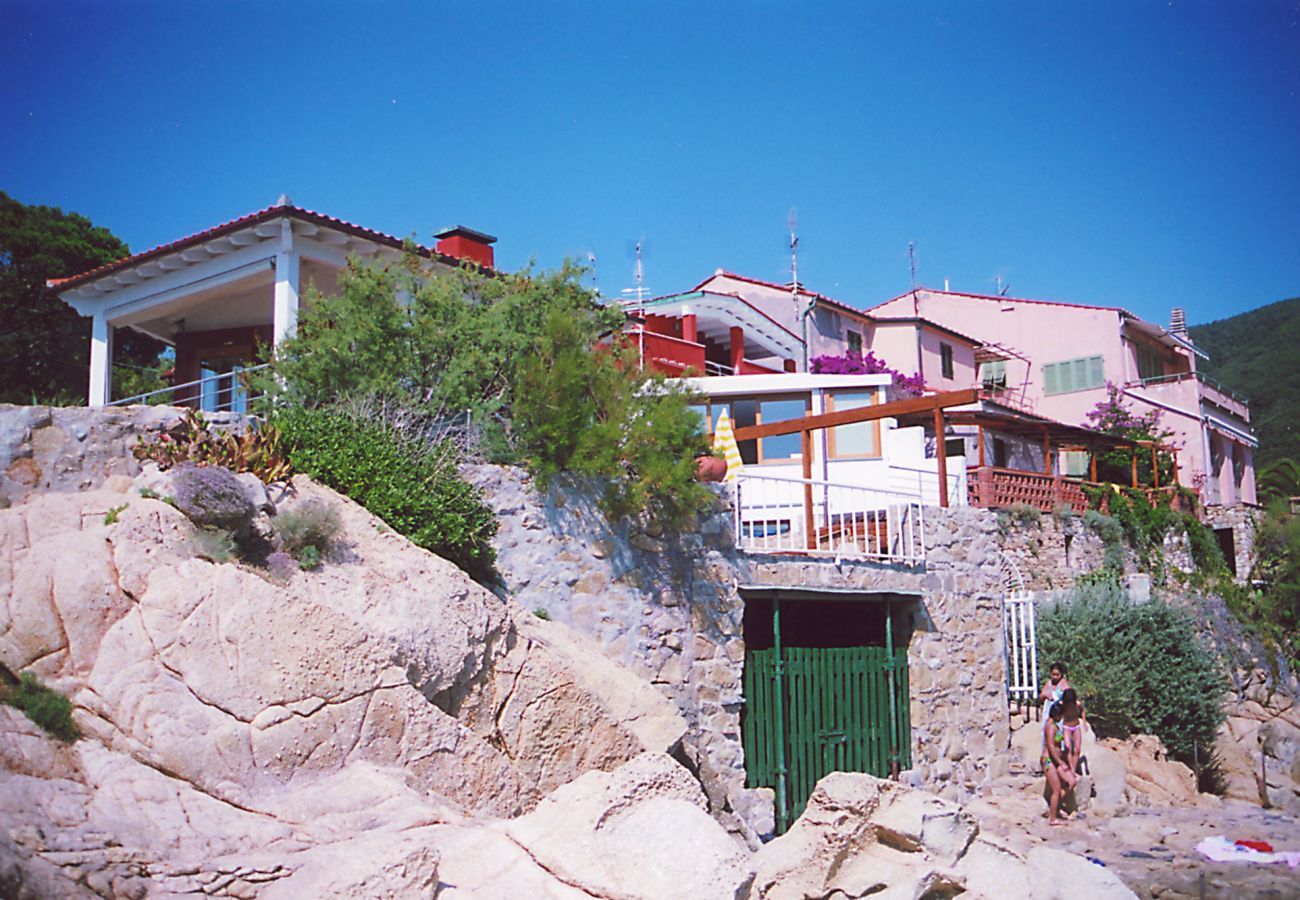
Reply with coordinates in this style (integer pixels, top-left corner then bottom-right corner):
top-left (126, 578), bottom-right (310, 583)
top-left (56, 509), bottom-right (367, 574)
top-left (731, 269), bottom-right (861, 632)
top-left (1037, 581), bottom-right (1225, 763)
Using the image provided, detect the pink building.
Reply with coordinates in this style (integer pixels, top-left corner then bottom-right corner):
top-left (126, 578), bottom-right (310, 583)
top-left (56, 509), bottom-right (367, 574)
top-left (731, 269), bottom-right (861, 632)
top-left (628, 271), bottom-right (980, 391)
top-left (866, 288), bottom-right (1256, 507)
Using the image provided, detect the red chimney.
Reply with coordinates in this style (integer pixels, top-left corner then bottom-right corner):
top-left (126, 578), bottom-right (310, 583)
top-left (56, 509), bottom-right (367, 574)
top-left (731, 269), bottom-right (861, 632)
top-left (434, 225), bottom-right (497, 269)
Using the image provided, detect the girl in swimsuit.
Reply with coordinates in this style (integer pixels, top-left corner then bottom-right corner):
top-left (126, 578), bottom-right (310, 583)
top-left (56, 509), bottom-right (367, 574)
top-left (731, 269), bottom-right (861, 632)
top-left (1039, 661), bottom-right (1072, 716)
top-left (1041, 701), bottom-right (1071, 825)
top-left (1059, 688), bottom-right (1085, 777)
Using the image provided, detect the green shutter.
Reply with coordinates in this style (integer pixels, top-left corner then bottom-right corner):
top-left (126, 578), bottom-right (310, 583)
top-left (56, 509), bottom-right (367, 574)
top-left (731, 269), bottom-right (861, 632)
top-left (1088, 355), bottom-right (1105, 389)
top-left (1043, 363), bottom-right (1060, 395)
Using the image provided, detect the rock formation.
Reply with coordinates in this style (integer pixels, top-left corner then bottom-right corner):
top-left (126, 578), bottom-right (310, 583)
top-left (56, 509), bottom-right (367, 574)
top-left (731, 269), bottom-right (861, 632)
top-left (0, 471), bottom-right (687, 895)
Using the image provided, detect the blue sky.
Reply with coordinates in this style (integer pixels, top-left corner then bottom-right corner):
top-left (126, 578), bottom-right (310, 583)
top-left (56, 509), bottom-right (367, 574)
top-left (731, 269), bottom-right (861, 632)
top-left (3, 1), bottom-right (1298, 328)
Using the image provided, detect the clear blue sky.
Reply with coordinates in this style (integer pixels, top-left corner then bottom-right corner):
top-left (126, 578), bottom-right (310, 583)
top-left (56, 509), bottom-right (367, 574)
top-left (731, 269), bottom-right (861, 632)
top-left (3, 1), bottom-right (1298, 328)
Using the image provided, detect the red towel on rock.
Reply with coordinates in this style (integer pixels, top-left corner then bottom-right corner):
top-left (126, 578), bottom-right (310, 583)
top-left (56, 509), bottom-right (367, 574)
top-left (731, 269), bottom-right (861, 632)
top-left (1235, 840), bottom-right (1274, 853)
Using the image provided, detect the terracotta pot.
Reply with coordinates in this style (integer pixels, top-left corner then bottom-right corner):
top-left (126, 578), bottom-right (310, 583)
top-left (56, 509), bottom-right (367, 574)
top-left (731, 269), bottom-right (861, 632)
top-left (695, 455), bottom-right (728, 482)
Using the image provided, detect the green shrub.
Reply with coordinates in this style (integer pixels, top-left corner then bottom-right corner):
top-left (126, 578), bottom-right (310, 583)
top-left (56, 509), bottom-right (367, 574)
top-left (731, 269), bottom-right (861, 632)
top-left (1007, 502), bottom-right (1041, 525)
top-left (192, 526), bottom-right (237, 563)
top-left (272, 499), bottom-right (342, 560)
top-left (103, 503), bottom-right (127, 526)
top-left (4, 672), bottom-right (79, 742)
top-left (1037, 584), bottom-right (1225, 762)
top-left (272, 406), bottom-right (497, 583)
top-left (297, 545), bottom-right (322, 571)
top-left (512, 310), bottom-right (712, 529)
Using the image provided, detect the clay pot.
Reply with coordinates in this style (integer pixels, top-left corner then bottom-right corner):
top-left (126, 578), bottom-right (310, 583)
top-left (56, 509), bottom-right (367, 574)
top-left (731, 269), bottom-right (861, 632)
top-left (695, 455), bottom-right (728, 482)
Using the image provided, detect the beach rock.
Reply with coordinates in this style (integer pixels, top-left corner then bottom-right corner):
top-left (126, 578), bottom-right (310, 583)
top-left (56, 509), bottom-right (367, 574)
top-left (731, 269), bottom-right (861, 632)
top-left (0, 476), bottom-right (686, 896)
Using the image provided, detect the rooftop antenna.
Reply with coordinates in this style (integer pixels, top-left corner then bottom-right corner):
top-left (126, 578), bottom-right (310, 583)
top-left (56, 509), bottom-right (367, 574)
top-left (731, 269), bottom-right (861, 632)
top-left (620, 239), bottom-right (650, 304)
top-left (996, 273), bottom-right (1011, 296)
top-left (909, 241), bottom-right (919, 316)
top-left (586, 251), bottom-right (600, 297)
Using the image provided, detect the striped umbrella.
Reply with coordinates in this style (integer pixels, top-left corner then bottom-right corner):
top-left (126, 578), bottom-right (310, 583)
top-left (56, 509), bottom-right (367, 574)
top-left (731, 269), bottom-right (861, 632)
top-left (712, 408), bottom-right (744, 483)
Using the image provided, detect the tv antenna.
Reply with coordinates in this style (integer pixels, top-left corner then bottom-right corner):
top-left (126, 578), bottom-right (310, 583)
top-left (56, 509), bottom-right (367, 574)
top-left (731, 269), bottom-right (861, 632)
top-left (620, 239), bottom-right (650, 304)
top-left (996, 273), bottom-right (1011, 296)
top-left (788, 208), bottom-right (800, 299)
top-left (586, 251), bottom-right (600, 297)
top-left (909, 241), bottom-right (919, 316)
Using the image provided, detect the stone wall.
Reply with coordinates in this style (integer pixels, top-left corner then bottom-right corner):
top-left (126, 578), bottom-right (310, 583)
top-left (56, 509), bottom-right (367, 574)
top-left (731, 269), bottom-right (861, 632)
top-left (1205, 503), bottom-right (1258, 581)
top-left (0, 404), bottom-right (247, 509)
top-left (467, 466), bottom-right (1029, 835)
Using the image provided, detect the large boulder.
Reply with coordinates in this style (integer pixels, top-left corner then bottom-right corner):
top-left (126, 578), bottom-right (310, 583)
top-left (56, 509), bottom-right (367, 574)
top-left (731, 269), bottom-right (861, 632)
top-left (0, 474), bottom-right (687, 895)
top-left (751, 771), bottom-right (1137, 900)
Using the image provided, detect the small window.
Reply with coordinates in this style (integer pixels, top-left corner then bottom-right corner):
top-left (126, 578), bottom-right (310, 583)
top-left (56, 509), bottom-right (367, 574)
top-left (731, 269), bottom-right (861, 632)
top-left (1042, 356), bottom-right (1104, 396)
top-left (757, 395), bottom-right (809, 463)
top-left (827, 390), bottom-right (881, 459)
top-left (846, 330), bottom-right (863, 355)
top-left (944, 438), bottom-right (966, 458)
top-left (940, 343), bottom-right (954, 379)
top-left (980, 360), bottom-right (1007, 389)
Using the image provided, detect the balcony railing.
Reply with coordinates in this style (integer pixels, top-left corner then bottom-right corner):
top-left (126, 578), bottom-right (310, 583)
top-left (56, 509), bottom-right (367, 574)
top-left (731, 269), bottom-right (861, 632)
top-left (967, 466), bottom-right (1199, 515)
top-left (733, 471), bottom-right (926, 564)
top-left (967, 466), bottom-right (1088, 513)
top-left (108, 363), bottom-right (272, 413)
top-left (1128, 371), bottom-right (1249, 420)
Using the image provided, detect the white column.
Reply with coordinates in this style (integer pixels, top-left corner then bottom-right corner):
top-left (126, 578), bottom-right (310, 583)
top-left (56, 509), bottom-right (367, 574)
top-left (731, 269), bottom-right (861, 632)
top-left (88, 313), bottom-right (113, 407)
top-left (273, 221), bottom-right (300, 347)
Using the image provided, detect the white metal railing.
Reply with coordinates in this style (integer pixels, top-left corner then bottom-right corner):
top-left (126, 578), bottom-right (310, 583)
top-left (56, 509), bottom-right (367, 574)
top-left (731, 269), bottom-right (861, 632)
top-left (109, 363), bottom-right (272, 412)
top-left (881, 462), bottom-right (965, 507)
top-left (733, 471), bottom-right (926, 564)
top-left (1003, 592), bottom-right (1039, 709)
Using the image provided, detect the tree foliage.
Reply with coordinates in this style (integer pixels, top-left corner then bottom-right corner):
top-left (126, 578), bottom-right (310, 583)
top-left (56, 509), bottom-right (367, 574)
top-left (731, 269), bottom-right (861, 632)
top-left (1236, 498), bottom-right (1300, 667)
top-left (1037, 583), bottom-right (1225, 762)
top-left (0, 191), bottom-right (164, 403)
top-left (1082, 382), bottom-right (1177, 487)
top-left (266, 250), bottom-right (715, 542)
top-left (1190, 296), bottom-right (1300, 470)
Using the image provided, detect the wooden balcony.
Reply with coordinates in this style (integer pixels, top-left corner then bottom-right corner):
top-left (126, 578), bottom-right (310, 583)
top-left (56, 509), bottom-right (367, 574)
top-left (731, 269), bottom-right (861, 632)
top-left (967, 466), bottom-right (1199, 515)
top-left (967, 467), bottom-right (1089, 512)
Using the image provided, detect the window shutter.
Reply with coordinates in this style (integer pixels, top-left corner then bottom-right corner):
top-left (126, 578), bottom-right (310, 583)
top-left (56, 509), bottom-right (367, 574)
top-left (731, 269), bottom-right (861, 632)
top-left (1088, 356), bottom-right (1105, 389)
top-left (1043, 363), bottom-right (1060, 395)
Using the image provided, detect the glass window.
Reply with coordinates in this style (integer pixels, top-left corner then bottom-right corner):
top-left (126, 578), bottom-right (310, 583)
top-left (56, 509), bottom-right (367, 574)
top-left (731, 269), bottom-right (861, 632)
top-left (940, 343), bottom-right (954, 379)
top-left (827, 390), bottom-right (880, 459)
top-left (846, 330), bottom-right (863, 355)
top-left (758, 396), bottom-right (807, 462)
top-left (980, 360), bottom-right (1007, 389)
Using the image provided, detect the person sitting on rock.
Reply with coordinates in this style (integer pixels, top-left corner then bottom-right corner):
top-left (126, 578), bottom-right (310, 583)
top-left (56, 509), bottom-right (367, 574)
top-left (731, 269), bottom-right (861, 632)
top-left (1039, 661), bottom-right (1072, 717)
top-left (1042, 700), bottom-right (1075, 826)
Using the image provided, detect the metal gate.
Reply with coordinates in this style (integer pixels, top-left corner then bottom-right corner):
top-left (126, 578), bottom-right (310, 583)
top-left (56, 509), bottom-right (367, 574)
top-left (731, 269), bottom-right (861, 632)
top-left (742, 643), bottom-right (910, 832)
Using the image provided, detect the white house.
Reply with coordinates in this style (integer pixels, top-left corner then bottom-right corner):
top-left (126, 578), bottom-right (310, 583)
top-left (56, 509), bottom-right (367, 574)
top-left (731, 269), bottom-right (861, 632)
top-left (50, 198), bottom-right (496, 409)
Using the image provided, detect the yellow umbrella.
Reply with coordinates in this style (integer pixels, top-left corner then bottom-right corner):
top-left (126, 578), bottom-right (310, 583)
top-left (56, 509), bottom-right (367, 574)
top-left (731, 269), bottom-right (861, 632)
top-left (712, 408), bottom-right (744, 483)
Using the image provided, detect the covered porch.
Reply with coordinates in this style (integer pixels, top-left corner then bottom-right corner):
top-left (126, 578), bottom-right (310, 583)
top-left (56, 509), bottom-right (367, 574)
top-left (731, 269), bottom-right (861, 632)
top-left (894, 402), bottom-right (1181, 514)
top-left (624, 290), bottom-right (801, 377)
top-left (53, 202), bottom-right (494, 411)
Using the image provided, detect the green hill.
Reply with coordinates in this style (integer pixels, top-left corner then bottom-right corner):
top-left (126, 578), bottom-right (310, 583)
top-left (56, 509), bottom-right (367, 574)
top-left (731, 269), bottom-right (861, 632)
top-left (1190, 296), bottom-right (1300, 469)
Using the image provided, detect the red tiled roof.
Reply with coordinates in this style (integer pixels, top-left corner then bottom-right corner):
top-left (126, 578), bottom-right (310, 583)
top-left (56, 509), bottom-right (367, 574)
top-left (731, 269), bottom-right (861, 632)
top-left (49, 203), bottom-right (487, 291)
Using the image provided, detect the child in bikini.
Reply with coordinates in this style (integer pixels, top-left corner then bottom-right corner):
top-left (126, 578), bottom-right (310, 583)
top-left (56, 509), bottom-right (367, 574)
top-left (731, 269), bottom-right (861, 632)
top-left (1039, 661), bottom-right (1072, 716)
top-left (1058, 688), bottom-right (1085, 776)
top-left (1041, 701), bottom-right (1075, 826)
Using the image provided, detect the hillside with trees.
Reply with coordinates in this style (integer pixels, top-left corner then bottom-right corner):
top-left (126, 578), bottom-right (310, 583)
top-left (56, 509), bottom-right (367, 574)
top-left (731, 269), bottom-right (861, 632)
top-left (0, 191), bottom-right (165, 404)
top-left (1190, 296), bottom-right (1300, 470)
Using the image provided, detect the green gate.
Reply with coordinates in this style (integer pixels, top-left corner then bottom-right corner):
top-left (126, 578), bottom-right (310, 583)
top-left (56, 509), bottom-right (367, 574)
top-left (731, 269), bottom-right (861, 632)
top-left (741, 607), bottom-right (911, 832)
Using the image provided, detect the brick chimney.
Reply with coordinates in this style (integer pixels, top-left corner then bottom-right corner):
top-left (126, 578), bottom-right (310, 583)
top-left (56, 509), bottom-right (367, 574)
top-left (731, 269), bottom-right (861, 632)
top-left (1169, 307), bottom-right (1187, 337)
top-left (434, 225), bottom-right (497, 269)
